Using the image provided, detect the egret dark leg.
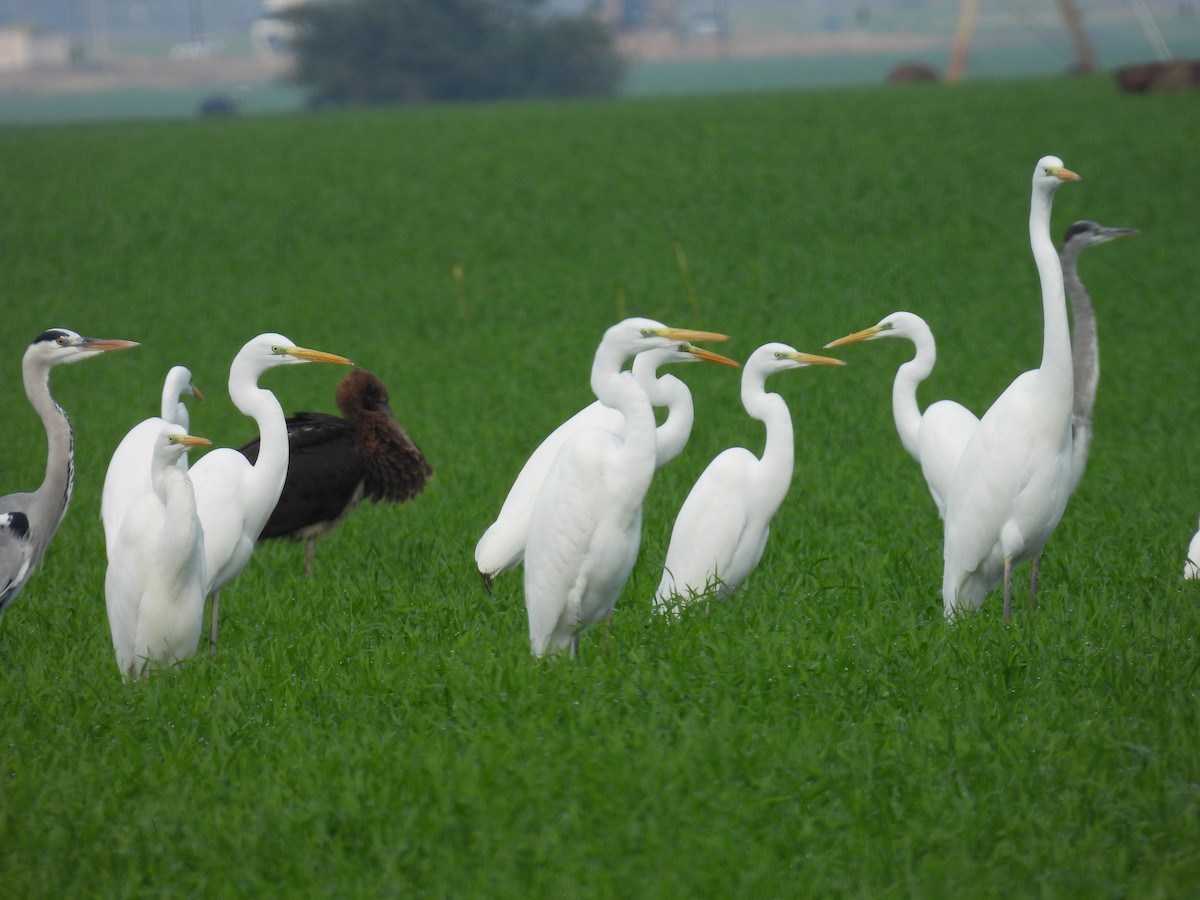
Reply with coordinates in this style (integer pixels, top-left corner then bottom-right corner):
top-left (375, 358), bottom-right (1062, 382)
top-left (1002, 556), bottom-right (1013, 621)
top-left (478, 569), bottom-right (495, 597)
top-left (1029, 554), bottom-right (1040, 614)
top-left (209, 590), bottom-right (221, 655)
top-left (304, 540), bottom-right (315, 578)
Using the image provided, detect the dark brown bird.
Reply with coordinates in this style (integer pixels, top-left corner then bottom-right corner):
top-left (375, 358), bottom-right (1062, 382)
top-left (238, 368), bottom-right (433, 576)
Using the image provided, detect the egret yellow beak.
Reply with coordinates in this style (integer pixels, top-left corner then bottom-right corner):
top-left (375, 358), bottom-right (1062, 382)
top-left (285, 347), bottom-right (355, 366)
top-left (171, 434), bottom-right (213, 448)
top-left (190, 383), bottom-right (206, 403)
top-left (684, 345), bottom-right (741, 368)
top-left (1050, 165), bottom-right (1080, 182)
top-left (790, 352), bottom-right (846, 367)
top-left (657, 328), bottom-right (729, 344)
top-left (824, 324), bottom-right (886, 349)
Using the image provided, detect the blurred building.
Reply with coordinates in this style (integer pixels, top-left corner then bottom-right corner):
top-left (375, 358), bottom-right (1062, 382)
top-left (0, 24), bottom-right (70, 71)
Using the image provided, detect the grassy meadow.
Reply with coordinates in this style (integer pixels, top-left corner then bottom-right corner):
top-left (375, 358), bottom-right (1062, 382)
top-left (1, 76), bottom-right (1199, 895)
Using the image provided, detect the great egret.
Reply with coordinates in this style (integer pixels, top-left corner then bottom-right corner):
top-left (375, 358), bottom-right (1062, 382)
top-left (237, 368), bottom-right (434, 577)
top-left (1061, 220), bottom-right (1139, 495)
top-left (101, 365), bottom-right (204, 553)
top-left (104, 425), bottom-right (211, 680)
top-left (476, 339), bottom-right (738, 591)
top-left (0, 329), bottom-right (139, 615)
top-left (523, 318), bottom-right (733, 657)
top-left (654, 343), bottom-right (844, 613)
top-left (941, 156), bottom-right (1079, 620)
top-left (188, 333), bottom-right (353, 651)
top-left (824, 312), bottom-right (978, 518)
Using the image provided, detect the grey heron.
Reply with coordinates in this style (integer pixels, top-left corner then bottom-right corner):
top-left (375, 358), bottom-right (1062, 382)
top-left (0, 328), bottom-right (139, 615)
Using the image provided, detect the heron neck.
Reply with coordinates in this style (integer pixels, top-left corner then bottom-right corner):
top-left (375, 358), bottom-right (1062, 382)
top-left (24, 352), bottom-right (74, 523)
top-left (1061, 245), bottom-right (1098, 425)
top-left (892, 327), bottom-right (935, 461)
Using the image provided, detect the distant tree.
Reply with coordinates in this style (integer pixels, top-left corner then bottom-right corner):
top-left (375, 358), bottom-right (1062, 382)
top-left (280, 0), bottom-right (624, 107)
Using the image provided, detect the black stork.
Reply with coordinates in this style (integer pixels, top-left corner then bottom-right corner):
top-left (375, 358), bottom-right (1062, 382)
top-left (238, 368), bottom-right (434, 576)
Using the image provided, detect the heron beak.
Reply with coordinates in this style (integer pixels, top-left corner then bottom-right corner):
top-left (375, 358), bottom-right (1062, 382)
top-left (684, 344), bottom-right (741, 368)
top-left (790, 351), bottom-right (846, 367)
top-left (80, 338), bottom-right (140, 352)
top-left (824, 324), bottom-right (884, 348)
top-left (1100, 226), bottom-right (1139, 240)
top-left (172, 434), bottom-right (213, 448)
top-left (1050, 166), bottom-right (1081, 182)
top-left (657, 328), bottom-right (729, 344)
top-left (285, 347), bottom-right (356, 366)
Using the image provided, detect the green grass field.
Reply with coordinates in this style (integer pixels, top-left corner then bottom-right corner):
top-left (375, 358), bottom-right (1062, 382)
top-left (1, 76), bottom-right (1199, 895)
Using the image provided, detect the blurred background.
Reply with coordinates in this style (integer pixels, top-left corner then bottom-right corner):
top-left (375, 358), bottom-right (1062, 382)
top-left (1, 1), bottom-right (1198, 124)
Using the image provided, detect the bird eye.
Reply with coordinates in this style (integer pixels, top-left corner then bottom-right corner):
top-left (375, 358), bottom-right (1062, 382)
top-left (640, 328), bottom-right (655, 337)
top-left (271, 346), bottom-right (286, 355)
top-left (774, 351), bottom-right (785, 359)
top-left (57, 336), bottom-right (67, 346)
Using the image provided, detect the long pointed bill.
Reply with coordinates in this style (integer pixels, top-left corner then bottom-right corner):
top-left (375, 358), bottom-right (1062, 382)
top-left (190, 383), bottom-right (206, 404)
top-left (824, 324), bottom-right (886, 349)
top-left (80, 338), bottom-right (140, 352)
top-left (684, 345), bottom-right (741, 368)
top-left (1050, 166), bottom-right (1081, 182)
top-left (172, 434), bottom-right (213, 449)
top-left (285, 346), bottom-right (355, 366)
top-left (1100, 226), bottom-right (1139, 239)
top-left (657, 328), bottom-right (729, 344)
top-left (790, 351), bottom-right (846, 367)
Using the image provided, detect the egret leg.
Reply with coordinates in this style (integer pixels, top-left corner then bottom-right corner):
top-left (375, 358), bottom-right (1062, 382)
top-left (1002, 555), bottom-right (1013, 621)
top-left (209, 590), bottom-right (221, 655)
top-left (1029, 554), bottom-right (1040, 614)
top-left (478, 569), bottom-right (495, 597)
top-left (304, 540), bottom-right (315, 579)
top-left (570, 632), bottom-right (580, 660)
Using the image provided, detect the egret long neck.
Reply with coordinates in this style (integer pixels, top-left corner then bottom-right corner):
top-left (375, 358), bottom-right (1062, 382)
top-left (1032, 185), bottom-right (1072, 396)
top-left (229, 360), bottom-right (289, 531)
top-left (592, 345), bottom-right (656, 486)
top-left (742, 369), bottom-right (794, 500)
top-left (643, 373), bottom-right (693, 467)
top-left (892, 326), bottom-right (936, 461)
top-left (24, 354), bottom-right (74, 528)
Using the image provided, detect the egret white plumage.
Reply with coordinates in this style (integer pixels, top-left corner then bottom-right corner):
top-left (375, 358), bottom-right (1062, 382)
top-left (476, 339), bottom-right (738, 591)
top-left (1060, 220), bottom-right (1138, 495)
top-left (105, 425), bottom-right (211, 679)
top-left (188, 333), bottom-right (353, 651)
top-left (101, 365), bottom-right (204, 553)
top-left (654, 343), bottom-right (844, 613)
top-left (0, 329), bottom-right (139, 615)
top-left (238, 368), bottom-right (434, 577)
top-left (523, 318), bottom-right (733, 657)
top-left (941, 156), bottom-right (1079, 620)
top-left (824, 312), bottom-right (978, 518)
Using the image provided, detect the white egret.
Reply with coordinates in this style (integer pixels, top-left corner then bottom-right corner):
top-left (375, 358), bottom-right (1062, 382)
top-left (523, 318), bottom-right (733, 657)
top-left (475, 338), bottom-right (738, 591)
top-left (237, 368), bottom-right (434, 577)
top-left (824, 312), bottom-right (978, 518)
top-left (0, 329), bottom-right (139, 615)
top-left (101, 365), bottom-right (204, 553)
top-left (654, 343), bottom-right (844, 613)
top-left (941, 156), bottom-right (1080, 620)
top-left (104, 425), bottom-right (211, 680)
top-left (1060, 220), bottom-right (1138, 495)
top-left (189, 333), bottom-right (354, 651)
